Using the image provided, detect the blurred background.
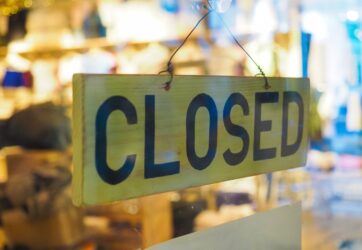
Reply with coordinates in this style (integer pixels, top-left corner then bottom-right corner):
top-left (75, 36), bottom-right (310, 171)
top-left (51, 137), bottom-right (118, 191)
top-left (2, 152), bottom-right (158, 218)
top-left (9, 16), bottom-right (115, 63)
top-left (0, 0), bottom-right (361, 249)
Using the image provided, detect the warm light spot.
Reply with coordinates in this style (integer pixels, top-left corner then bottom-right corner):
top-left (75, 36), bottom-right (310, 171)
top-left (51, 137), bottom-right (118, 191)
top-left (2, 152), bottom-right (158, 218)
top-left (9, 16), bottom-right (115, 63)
top-left (24, 0), bottom-right (33, 8)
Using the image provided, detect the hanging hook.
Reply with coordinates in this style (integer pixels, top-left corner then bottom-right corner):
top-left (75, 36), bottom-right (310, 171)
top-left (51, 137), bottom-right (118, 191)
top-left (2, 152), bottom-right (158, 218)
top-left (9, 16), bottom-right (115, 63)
top-left (255, 66), bottom-right (271, 90)
top-left (159, 61), bottom-right (174, 91)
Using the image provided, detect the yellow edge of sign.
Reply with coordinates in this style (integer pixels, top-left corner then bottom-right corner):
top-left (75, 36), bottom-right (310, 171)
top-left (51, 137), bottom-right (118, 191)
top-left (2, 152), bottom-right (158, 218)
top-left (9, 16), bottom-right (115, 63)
top-left (72, 74), bottom-right (84, 207)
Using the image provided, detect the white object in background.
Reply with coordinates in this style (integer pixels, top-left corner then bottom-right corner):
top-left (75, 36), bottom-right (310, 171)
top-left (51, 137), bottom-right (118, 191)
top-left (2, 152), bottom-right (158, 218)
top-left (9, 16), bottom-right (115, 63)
top-left (56, 50), bottom-right (115, 80)
top-left (117, 43), bottom-right (169, 74)
top-left (80, 49), bottom-right (115, 74)
top-left (208, 0), bottom-right (233, 13)
top-left (58, 54), bottom-right (83, 85)
top-left (31, 60), bottom-right (58, 102)
top-left (100, 2), bottom-right (178, 43)
top-left (251, 0), bottom-right (277, 35)
top-left (6, 41), bottom-right (31, 72)
top-left (244, 42), bottom-right (275, 76)
top-left (301, 11), bottom-right (328, 43)
top-left (346, 10), bottom-right (360, 22)
top-left (346, 90), bottom-right (362, 132)
top-left (148, 204), bottom-right (301, 250)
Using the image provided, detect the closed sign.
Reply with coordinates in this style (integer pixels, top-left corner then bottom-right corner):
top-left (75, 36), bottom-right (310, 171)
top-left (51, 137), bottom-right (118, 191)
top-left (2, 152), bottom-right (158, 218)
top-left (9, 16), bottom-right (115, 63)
top-left (72, 75), bottom-right (309, 205)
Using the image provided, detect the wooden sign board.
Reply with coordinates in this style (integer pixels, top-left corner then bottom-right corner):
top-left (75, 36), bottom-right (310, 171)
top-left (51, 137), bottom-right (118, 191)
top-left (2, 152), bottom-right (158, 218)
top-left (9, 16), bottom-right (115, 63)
top-left (72, 75), bottom-right (309, 205)
top-left (147, 203), bottom-right (301, 250)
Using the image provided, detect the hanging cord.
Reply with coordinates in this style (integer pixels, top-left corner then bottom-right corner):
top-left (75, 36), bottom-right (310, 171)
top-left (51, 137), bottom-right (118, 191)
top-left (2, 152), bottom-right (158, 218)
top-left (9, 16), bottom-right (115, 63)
top-left (160, 1), bottom-right (270, 90)
top-left (159, 8), bottom-right (214, 91)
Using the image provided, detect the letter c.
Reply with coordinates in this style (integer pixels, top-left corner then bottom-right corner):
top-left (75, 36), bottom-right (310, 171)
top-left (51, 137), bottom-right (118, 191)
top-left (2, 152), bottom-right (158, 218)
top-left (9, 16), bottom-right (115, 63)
top-left (95, 96), bottom-right (137, 185)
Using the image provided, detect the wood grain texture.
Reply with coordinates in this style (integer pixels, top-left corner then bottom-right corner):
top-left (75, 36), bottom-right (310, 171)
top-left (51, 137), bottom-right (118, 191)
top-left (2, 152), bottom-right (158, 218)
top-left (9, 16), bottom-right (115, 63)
top-left (72, 74), bottom-right (310, 205)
